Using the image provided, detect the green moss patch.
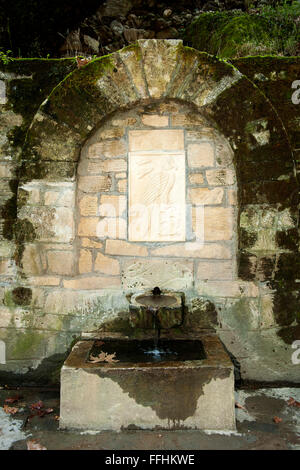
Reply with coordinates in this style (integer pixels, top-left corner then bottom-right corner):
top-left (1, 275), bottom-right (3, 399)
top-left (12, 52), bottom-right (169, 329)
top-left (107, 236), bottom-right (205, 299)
top-left (183, 6), bottom-right (300, 58)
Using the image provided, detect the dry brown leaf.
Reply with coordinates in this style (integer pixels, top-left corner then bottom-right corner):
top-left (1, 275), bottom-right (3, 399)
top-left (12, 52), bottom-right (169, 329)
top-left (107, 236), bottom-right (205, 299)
top-left (4, 395), bottom-right (23, 404)
top-left (54, 415), bottom-right (60, 421)
top-left (287, 397), bottom-right (300, 407)
top-left (89, 351), bottom-right (119, 363)
top-left (27, 439), bottom-right (47, 451)
top-left (30, 400), bottom-right (44, 410)
top-left (273, 416), bottom-right (282, 424)
top-left (235, 402), bottom-right (247, 411)
top-left (3, 404), bottom-right (19, 415)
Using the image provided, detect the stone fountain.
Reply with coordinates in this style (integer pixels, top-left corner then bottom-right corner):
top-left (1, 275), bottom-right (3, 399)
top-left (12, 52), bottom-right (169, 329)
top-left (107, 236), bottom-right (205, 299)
top-left (60, 287), bottom-right (235, 431)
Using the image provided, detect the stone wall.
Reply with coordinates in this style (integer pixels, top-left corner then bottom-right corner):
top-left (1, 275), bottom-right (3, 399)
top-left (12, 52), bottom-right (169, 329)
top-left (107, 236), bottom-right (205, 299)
top-left (0, 40), bottom-right (298, 384)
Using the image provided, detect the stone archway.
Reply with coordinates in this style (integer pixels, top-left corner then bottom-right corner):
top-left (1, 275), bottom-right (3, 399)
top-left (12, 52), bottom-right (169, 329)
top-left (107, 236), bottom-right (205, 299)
top-left (14, 39), bottom-right (299, 381)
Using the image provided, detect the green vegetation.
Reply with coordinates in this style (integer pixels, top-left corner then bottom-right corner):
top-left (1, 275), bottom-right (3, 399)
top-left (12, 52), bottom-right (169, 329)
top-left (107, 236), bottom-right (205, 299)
top-left (183, 2), bottom-right (300, 58)
top-left (0, 50), bottom-right (13, 64)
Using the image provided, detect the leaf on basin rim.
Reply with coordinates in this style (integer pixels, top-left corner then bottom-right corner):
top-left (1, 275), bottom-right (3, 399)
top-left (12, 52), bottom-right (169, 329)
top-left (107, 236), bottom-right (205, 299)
top-left (287, 397), bottom-right (300, 407)
top-left (3, 404), bottom-right (19, 414)
top-left (273, 416), bottom-right (282, 424)
top-left (27, 439), bottom-right (47, 450)
top-left (89, 351), bottom-right (119, 363)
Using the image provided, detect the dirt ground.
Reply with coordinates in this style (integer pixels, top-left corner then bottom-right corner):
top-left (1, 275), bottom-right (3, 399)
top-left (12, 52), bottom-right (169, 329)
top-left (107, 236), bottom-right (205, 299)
top-left (0, 386), bottom-right (299, 450)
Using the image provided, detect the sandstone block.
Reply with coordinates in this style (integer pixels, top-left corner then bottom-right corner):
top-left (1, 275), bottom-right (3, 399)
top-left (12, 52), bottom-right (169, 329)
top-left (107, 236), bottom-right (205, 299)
top-left (94, 253), bottom-right (120, 275)
top-left (48, 251), bottom-right (74, 275)
top-left (188, 143), bottom-right (214, 168)
top-left (142, 114), bottom-right (169, 127)
top-left (99, 195), bottom-right (126, 217)
top-left (129, 130), bottom-right (184, 151)
top-left (105, 239), bottom-right (148, 257)
top-left (79, 249), bottom-right (93, 274)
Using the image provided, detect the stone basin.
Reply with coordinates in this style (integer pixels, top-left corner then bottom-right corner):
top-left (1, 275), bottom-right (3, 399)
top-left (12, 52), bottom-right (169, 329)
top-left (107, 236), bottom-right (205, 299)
top-left (135, 294), bottom-right (177, 308)
top-left (60, 334), bottom-right (236, 431)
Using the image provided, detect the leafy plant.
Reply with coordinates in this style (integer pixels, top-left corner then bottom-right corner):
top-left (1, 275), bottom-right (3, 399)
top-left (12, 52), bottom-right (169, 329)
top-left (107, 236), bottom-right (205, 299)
top-left (0, 50), bottom-right (13, 64)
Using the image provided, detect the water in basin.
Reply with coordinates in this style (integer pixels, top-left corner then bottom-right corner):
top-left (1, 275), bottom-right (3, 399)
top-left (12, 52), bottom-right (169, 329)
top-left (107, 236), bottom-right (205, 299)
top-left (88, 339), bottom-right (206, 363)
top-left (135, 294), bottom-right (177, 308)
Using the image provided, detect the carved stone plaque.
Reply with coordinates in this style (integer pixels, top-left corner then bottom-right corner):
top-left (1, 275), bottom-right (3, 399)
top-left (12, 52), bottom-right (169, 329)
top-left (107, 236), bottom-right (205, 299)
top-left (129, 151), bottom-right (186, 241)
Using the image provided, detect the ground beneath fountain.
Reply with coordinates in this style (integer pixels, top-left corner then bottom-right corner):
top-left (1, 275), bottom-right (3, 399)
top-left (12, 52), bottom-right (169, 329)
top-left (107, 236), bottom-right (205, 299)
top-left (0, 386), bottom-right (299, 450)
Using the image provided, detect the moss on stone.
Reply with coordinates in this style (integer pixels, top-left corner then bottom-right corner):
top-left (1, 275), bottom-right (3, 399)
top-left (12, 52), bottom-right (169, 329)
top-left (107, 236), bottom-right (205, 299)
top-left (183, 9), bottom-right (300, 58)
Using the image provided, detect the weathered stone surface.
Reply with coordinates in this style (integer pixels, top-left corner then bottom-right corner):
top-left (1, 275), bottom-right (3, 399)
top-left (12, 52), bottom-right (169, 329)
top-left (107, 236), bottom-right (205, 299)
top-left (89, 141), bottom-right (126, 158)
top-left (105, 239), bottom-right (147, 257)
top-left (63, 276), bottom-right (120, 290)
top-left (122, 258), bottom-right (193, 290)
top-left (197, 261), bottom-right (234, 281)
top-left (78, 176), bottom-right (112, 193)
top-left (94, 253), bottom-right (120, 275)
top-left (189, 173), bottom-right (204, 185)
top-left (60, 336), bottom-right (235, 431)
top-left (48, 251), bottom-right (74, 275)
top-left (188, 143), bottom-right (214, 168)
top-left (99, 195), bottom-right (126, 217)
top-left (97, 217), bottom-right (127, 239)
top-left (151, 242), bottom-right (231, 259)
top-left (79, 249), bottom-right (93, 274)
top-left (129, 129), bottom-right (184, 151)
top-left (141, 114), bottom-right (169, 127)
top-left (206, 169), bottom-right (235, 186)
top-left (190, 187), bottom-right (224, 205)
top-left (79, 196), bottom-right (98, 216)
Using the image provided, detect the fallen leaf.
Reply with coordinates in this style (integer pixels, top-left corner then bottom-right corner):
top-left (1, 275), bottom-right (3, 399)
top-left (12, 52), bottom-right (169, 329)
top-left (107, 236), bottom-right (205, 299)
top-left (94, 340), bottom-right (105, 347)
top-left (273, 416), bottom-right (282, 424)
top-left (89, 351), bottom-right (119, 363)
top-left (3, 404), bottom-right (19, 415)
top-left (235, 402), bottom-right (247, 411)
top-left (287, 397), bottom-right (300, 407)
top-left (76, 56), bottom-right (92, 68)
top-left (54, 415), bottom-right (60, 421)
top-left (27, 439), bottom-right (47, 451)
top-left (30, 400), bottom-right (44, 410)
top-left (4, 394), bottom-right (23, 404)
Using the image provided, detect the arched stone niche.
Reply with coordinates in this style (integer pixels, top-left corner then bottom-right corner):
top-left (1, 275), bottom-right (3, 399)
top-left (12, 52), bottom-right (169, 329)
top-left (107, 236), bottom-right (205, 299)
top-left (13, 40), bottom-right (299, 381)
top-left (76, 101), bottom-right (238, 296)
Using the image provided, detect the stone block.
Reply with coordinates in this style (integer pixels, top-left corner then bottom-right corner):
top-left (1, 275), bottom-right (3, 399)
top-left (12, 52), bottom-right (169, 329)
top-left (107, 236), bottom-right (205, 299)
top-left (151, 242), bottom-right (231, 259)
top-left (193, 207), bottom-right (233, 241)
top-left (189, 173), bottom-right (204, 185)
top-left (97, 217), bottom-right (127, 239)
top-left (141, 114), bottom-right (169, 127)
top-left (190, 188), bottom-right (224, 205)
top-left (79, 196), bottom-right (98, 216)
top-left (79, 249), bottom-right (93, 274)
top-left (197, 261), bottom-right (234, 281)
top-left (105, 240), bottom-right (148, 257)
top-left (117, 179), bottom-right (127, 193)
top-left (94, 253), bottom-right (120, 275)
top-left (206, 169), bottom-right (235, 186)
top-left (48, 251), bottom-right (74, 275)
top-left (88, 141), bottom-right (126, 158)
top-left (78, 176), bottom-right (112, 193)
top-left (60, 335), bottom-right (235, 431)
top-left (78, 218), bottom-right (99, 237)
top-left (121, 259), bottom-right (193, 290)
top-left (99, 195), bottom-right (126, 217)
top-left (129, 130), bottom-right (184, 151)
top-left (188, 143), bottom-right (214, 168)
top-left (63, 276), bottom-right (121, 290)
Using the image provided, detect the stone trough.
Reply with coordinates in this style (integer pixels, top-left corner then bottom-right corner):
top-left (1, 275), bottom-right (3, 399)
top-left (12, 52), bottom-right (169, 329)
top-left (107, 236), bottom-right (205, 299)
top-left (60, 334), bottom-right (235, 431)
